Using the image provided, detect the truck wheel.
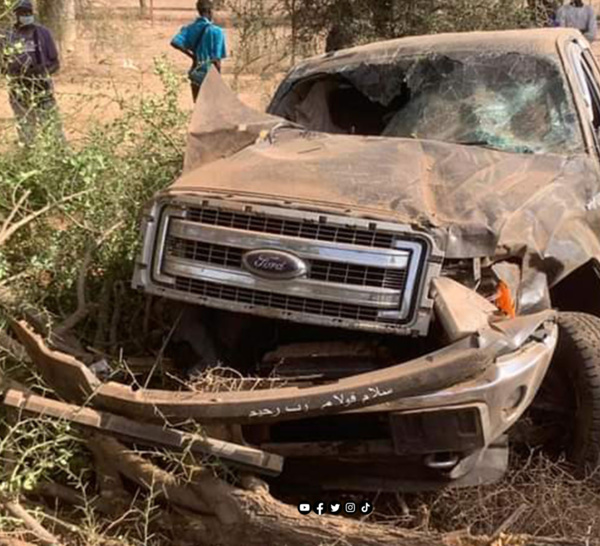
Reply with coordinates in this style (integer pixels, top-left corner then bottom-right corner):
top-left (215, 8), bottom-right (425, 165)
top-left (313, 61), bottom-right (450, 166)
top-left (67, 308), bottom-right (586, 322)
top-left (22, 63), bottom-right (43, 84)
top-left (537, 312), bottom-right (600, 473)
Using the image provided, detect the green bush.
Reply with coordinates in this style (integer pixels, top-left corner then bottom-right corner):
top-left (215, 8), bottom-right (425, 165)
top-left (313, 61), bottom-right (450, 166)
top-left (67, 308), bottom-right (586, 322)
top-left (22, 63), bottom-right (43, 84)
top-left (0, 58), bottom-right (187, 353)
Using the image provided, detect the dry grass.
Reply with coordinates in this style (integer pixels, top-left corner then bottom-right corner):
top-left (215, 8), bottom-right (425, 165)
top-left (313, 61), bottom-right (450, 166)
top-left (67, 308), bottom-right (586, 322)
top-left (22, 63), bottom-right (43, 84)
top-left (185, 365), bottom-right (292, 393)
top-left (371, 452), bottom-right (600, 541)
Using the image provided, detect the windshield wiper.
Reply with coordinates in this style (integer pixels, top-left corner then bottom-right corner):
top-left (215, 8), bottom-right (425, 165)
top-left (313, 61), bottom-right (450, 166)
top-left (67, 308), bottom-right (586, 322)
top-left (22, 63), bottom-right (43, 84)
top-left (456, 139), bottom-right (495, 147)
top-left (455, 139), bottom-right (535, 154)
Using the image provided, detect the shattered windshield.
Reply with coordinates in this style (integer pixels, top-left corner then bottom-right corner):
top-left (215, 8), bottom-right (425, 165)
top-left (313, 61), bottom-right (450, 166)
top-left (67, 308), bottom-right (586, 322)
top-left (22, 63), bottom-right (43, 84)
top-left (271, 52), bottom-right (584, 155)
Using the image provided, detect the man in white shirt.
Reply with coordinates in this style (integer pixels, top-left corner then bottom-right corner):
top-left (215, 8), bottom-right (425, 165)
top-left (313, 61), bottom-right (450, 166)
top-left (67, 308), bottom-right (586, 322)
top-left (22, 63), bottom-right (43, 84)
top-left (557, 0), bottom-right (598, 42)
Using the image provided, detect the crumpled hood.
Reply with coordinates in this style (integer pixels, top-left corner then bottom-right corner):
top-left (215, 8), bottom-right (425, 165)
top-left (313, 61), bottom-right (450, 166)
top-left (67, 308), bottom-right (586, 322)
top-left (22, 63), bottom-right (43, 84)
top-left (169, 127), bottom-right (600, 280)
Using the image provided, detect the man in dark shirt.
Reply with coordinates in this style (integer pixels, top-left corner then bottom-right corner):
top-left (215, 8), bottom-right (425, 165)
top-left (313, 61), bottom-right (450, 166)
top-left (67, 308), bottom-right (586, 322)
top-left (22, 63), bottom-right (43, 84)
top-left (0, 0), bottom-right (63, 144)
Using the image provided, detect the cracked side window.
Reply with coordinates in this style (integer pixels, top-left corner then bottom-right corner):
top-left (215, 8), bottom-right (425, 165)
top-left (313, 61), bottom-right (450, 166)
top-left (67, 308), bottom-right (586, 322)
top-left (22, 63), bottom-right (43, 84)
top-left (568, 42), bottom-right (600, 156)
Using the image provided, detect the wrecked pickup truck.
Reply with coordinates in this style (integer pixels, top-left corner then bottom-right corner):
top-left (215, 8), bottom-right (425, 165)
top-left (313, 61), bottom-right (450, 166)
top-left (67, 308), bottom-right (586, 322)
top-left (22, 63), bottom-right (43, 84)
top-left (130, 28), bottom-right (600, 491)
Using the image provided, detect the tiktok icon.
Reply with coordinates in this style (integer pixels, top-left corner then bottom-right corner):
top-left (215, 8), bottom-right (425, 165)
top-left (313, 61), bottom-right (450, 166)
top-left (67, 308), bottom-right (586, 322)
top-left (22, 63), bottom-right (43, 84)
top-left (360, 501), bottom-right (373, 515)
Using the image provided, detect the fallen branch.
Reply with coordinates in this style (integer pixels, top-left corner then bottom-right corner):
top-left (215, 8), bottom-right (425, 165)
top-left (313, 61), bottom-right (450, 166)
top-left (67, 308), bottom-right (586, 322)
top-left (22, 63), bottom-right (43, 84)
top-left (0, 536), bottom-right (38, 546)
top-left (0, 331), bottom-right (29, 363)
top-left (32, 482), bottom-right (83, 509)
top-left (87, 434), bottom-right (214, 516)
top-left (88, 436), bottom-right (451, 546)
top-left (0, 497), bottom-right (62, 546)
top-left (489, 503), bottom-right (528, 543)
top-left (87, 436), bottom-right (135, 517)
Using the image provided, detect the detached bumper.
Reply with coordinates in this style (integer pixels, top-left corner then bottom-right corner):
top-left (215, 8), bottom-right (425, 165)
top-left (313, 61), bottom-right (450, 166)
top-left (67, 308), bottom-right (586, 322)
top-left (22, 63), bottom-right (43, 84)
top-left (11, 320), bottom-right (494, 424)
top-left (8, 313), bottom-right (557, 491)
top-left (10, 313), bottom-right (556, 433)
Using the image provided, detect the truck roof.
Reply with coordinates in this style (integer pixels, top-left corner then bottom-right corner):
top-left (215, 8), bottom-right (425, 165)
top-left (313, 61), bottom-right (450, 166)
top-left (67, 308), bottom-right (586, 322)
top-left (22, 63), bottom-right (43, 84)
top-left (289, 28), bottom-right (583, 78)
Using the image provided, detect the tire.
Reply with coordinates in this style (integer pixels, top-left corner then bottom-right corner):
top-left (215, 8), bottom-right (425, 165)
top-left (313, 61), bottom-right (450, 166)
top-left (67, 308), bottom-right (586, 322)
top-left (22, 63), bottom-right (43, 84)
top-left (541, 312), bottom-right (600, 472)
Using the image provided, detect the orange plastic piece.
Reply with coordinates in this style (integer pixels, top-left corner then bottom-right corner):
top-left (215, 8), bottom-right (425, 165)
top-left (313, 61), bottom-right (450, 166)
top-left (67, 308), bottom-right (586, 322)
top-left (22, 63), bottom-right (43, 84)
top-left (495, 281), bottom-right (516, 318)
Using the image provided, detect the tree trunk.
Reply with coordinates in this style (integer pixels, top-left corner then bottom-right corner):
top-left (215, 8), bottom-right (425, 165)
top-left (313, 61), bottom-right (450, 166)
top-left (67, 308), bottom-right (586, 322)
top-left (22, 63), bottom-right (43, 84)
top-left (62, 0), bottom-right (76, 53)
top-left (91, 435), bottom-right (452, 546)
top-left (38, 0), bottom-right (76, 53)
top-left (89, 435), bottom-right (592, 546)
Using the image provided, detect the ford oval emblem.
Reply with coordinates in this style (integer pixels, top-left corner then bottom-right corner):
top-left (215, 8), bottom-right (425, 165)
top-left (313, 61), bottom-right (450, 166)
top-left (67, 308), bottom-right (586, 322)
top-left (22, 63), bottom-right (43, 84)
top-left (243, 250), bottom-right (307, 280)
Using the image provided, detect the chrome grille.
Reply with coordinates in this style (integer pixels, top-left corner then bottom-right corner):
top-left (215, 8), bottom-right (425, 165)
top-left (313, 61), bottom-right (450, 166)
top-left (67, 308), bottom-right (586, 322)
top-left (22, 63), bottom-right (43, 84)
top-left (309, 261), bottom-right (406, 290)
top-left (166, 237), bottom-right (407, 290)
top-left (174, 277), bottom-right (380, 322)
top-left (133, 199), bottom-right (442, 336)
top-left (187, 206), bottom-right (396, 249)
top-left (167, 238), bottom-right (243, 269)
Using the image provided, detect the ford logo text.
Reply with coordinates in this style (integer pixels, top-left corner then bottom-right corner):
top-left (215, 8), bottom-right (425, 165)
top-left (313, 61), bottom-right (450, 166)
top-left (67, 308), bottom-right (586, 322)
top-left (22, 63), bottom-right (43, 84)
top-left (243, 250), bottom-right (308, 280)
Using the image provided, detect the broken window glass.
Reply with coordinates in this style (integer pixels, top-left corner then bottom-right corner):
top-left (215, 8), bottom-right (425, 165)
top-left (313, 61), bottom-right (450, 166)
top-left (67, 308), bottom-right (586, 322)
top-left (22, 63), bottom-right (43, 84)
top-left (271, 51), bottom-right (584, 155)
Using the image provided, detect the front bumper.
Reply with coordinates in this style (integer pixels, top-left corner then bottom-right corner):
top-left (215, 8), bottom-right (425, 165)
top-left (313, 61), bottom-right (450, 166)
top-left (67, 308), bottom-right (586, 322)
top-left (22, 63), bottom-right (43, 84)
top-left (10, 312), bottom-right (557, 490)
top-left (10, 319), bottom-right (496, 425)
top-left (10, 313), bottom-right (556, 433)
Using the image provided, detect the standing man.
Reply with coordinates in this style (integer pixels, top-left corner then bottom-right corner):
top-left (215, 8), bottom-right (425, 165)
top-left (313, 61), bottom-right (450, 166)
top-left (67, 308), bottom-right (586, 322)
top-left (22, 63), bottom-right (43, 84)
top-left (171, 0), bottom-right (227, 102)
top-left (0, 0), bottom-right (63, 145)
top-left (557, 0), bottom-right (598, 42)
top-left (325, 24), bottom-right (354, 53)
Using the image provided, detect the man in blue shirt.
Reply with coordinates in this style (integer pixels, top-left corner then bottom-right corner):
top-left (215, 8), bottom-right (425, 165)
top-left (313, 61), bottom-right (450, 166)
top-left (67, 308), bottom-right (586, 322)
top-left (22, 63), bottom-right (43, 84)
top-left (171, 0), bottom-right (227, 101)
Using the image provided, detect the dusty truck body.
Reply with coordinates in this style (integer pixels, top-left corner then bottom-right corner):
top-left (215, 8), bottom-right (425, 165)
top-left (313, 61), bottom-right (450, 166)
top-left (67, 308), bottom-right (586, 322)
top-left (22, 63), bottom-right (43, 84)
top-left (131, 29), bottom-right (600, 491)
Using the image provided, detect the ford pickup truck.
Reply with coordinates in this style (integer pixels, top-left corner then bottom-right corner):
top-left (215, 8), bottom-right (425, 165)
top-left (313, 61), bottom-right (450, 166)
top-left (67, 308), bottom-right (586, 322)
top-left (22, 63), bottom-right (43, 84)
top-left (132, 28), bottom-right (600, 491)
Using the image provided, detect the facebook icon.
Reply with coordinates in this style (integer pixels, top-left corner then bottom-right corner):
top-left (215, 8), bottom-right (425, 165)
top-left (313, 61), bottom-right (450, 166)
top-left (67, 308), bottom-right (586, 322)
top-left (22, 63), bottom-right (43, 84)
top-left (315, 502), bottom-right (325, 515)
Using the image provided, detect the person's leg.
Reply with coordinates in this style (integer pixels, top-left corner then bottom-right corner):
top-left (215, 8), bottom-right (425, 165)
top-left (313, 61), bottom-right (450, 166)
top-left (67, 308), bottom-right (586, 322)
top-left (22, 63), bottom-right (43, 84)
top-left (38, 86), bottom-right (66, 144)
top-left (191, 81), bottom-right (200, 102)
top-left (9, 87), bottom-right (36, 145)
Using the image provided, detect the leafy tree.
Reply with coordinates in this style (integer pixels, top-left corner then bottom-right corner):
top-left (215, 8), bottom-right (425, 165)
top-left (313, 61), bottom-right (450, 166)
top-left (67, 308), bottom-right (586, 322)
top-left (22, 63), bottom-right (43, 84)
top-left (286, 0), bottom-right (547, 52)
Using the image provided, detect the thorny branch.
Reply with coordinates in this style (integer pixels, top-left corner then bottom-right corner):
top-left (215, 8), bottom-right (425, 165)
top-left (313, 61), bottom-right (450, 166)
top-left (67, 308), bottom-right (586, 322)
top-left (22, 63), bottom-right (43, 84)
top-left (54, 221), bottom-right (124, 337)
top-left (0, 190), bottom-right (91, 248)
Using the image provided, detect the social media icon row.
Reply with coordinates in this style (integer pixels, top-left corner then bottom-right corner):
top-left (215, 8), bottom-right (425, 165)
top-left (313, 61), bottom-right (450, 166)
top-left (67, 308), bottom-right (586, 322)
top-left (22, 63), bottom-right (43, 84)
top-left (298, 501), bottom-right (372, 515)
